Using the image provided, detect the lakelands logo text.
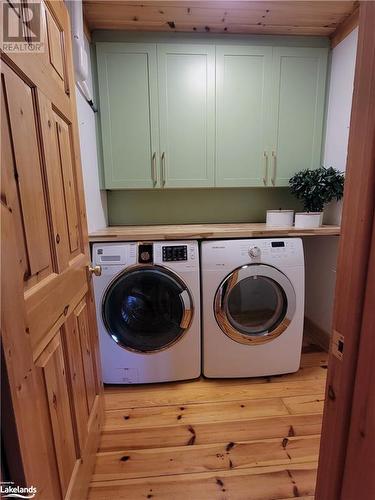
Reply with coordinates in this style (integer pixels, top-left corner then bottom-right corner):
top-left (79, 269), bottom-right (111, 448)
top-left (1, 1), bottom-right (44, 53)
top-left (0, 482), bottom-right (37, 499)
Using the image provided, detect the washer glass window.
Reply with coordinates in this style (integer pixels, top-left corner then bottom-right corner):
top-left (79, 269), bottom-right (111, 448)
top-left (215, 264), bottom-right (296, 345)
top-left (103, 266), bottom-right (193, 353)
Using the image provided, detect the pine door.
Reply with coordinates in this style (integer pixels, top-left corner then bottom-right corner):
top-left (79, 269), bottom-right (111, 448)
top-left (1, 1), bottom-right (103, 498)
top-left (96, 42), bottom-right (159, 188)
top-left (270, 47), bottom-right (328, 186)
top-left (215, 45), bottom-right (273, 187)
top-left (157, 44), bottom-right (215, 188)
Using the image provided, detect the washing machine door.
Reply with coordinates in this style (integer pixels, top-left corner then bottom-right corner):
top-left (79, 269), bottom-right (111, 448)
top-left (214, 264), bottom-right (296, 345)
top-left (102, 265), bottom-right (194, 353)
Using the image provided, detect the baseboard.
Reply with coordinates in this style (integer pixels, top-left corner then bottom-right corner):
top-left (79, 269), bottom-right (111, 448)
top-left (304, 317), bottom-right (331, 352)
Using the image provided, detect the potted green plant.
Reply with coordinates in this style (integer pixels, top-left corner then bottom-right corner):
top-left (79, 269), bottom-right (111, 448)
top-left (289, 166), bottom-right (345, 228)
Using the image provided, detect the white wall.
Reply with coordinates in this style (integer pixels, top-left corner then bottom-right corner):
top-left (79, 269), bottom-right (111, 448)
top-left (304, 28), bottom-right (358, 334)
top-left (75, 36), bottom-right (108, 232)
top-left (324, 29), bottom-right (358, 173)
top-left (323, 27), bottom-right (358, 226)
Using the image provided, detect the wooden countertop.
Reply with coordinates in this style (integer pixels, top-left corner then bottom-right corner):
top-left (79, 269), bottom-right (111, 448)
top-left (89, 223), bottom-right (340, 242)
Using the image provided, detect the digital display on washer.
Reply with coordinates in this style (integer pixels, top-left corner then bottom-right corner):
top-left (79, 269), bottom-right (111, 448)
top-left (162, 245), bottom-right (188, 262)
top-left (271, 242), bottom-right (285, 248)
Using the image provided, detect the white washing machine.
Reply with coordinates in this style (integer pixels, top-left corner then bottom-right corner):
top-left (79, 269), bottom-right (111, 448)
top-left (92, 241), bottom-right (200, 384)
top-left (201, 238), bottom-right (304, 377)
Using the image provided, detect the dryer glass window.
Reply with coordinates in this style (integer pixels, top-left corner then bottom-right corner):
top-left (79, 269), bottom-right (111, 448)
top-left (226, 276), bottom-right (287, 335)
top-left (102, 267), bottom-right (193, 353)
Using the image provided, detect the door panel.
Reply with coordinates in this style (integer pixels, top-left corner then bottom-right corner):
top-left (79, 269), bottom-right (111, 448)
top-left (216, 46), bottom-right (273, 187)
top-left (55, 114), bottom-right (81, 255)
top-left (38, 91), bottom-right (71, 272)
top-left (1, 1), bottom-right (103, 498)
top-left (75, 298), bottom-right (97, 414)
top-left (63, 314), bottom-right (89, 454)
top-left (271, 47), bottom-right (328, 186)
top-left (1, 62), bottom-right (53, 284)
top-left (27, 265), bottom-right (88, 361)
top-left (36, 333), bottom-right (78, 496)
top-left (7, 1), bottom-right (72, 120)
top-left (44, 2), bottom-right (69, 96)
top-left (158, 44), bottom-right (215, 187)
top-left (38, 92), bottom-right (82, 267)
top-left (46, 8), bottom-right (65, 80)
top-left (96, 42), bottom-right (159, 188)
top-left (1, 72), bottom-right (30, 283)
top-left (62, 296), bottom-right (102, 469)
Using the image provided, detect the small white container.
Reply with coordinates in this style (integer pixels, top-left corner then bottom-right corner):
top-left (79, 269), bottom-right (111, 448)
top-left (266, 210), bottom-right (294, 227)
top-left (294, 212), bottom-right (323, 228)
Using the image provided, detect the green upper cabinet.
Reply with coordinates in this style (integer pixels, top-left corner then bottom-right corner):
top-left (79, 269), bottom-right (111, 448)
top-left (95, 40), bottom-right (328, 190)
top-left (157, 44), bottom-right (215, 188)
top-left (215, 45), bottom-right (327, 188)
top-left (270, 47), bottom-right (328, 186)
top-left (216, 46), bottom-right (273, 187)
top-left (96, 43), bottom-right (159, 188)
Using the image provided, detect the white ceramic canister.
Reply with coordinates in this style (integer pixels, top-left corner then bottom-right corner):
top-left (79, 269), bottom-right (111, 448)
top-left (294, 212), bottom-right (322, 228)
top-left (266, 210), bottom-right (294, 227)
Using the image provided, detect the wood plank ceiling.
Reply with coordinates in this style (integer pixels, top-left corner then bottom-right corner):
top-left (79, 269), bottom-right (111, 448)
top-left (83, 1), bottom-right (358, 36)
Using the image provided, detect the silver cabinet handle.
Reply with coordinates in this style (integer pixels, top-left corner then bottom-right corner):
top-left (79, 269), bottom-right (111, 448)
top-left (263, 151), bottom-right (268, 186)
top-left (271, 151), bottom-right (277, 186)
top-left (161, 152), bottom-right (166, 186)
top-left (151, 152), bottom-right (157, 187)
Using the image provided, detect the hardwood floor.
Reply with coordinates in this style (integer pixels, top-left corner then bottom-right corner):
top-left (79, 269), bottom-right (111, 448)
top-left (88, 343), bottom-right (327, 499)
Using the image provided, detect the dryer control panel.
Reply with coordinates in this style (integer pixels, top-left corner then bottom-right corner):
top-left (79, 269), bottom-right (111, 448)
top-left (201, 238), bottom-right (304, 270)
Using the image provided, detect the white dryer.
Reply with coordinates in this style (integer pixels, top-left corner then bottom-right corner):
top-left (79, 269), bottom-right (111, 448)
top-left (92, 241), bottom-right (200, 384)
top-left (201, 238), bottom-right (304, 377)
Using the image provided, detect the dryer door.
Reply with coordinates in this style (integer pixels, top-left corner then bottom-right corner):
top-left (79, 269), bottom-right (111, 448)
top-left (102, 265), bottom-right (194, 353)
top-left (215, 264), bottom-right (296, 345)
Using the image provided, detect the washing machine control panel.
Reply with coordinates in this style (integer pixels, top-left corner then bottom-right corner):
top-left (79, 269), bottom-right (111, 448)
top-left (162, 245), bottom-right (188, 262)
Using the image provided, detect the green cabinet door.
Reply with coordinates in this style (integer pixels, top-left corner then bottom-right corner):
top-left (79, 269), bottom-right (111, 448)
top-left (96, 43), bottom-right (159, 189)
top-left (270, 47), bottom-right (328, 186)
top-left (157, 44), bottom-right (215, 188)
top-left (216, 46), bottom-right (273, 187)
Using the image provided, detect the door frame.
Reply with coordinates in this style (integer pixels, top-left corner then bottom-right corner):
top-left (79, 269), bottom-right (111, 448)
top-left (316, 2), bottom-right (375, 498)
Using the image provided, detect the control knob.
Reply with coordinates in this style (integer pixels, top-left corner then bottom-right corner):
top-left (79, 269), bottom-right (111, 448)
top-left (248, 246), bottom-right (261, 259)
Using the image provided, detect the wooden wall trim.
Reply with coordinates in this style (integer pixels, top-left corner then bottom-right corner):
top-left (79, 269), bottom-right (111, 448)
top-left (330, 7), bottom-right (359, 48)
top-left (316, 2), bottom-right (375, 498)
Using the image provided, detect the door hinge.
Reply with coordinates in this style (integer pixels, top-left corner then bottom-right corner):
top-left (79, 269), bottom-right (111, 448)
top-left (332, 330), bottom-right (344, 361)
